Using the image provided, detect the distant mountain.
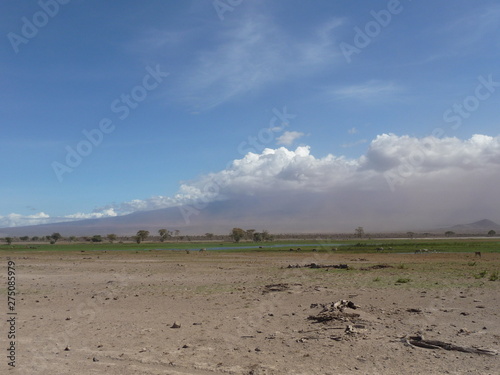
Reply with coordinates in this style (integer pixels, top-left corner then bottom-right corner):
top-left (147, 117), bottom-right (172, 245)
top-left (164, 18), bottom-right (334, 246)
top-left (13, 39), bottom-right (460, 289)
top-left (2, 191), bottom-right (499, 238)
top-left (448, 219), bottom-right (500, 233)
top-left (0, 195), bottom-right (346, 237)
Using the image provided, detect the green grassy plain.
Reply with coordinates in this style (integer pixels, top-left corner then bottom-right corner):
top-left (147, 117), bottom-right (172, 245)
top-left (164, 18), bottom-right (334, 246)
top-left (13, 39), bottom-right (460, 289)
top-left (1, 237), bottom-right (499, 254)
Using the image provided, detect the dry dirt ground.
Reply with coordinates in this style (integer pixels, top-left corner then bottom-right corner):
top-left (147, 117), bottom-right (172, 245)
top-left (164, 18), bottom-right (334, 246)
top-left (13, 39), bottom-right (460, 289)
top-left (1, 250), bottom-right (499, 375)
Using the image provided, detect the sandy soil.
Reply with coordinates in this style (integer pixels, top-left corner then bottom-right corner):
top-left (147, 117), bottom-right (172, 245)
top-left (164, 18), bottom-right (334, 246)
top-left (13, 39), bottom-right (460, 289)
top-left (1, 250), bottom-right (499, 375)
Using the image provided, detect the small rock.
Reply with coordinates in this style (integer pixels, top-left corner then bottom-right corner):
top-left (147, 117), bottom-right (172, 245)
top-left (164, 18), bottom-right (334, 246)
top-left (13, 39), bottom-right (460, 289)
top-left (171, 321), bottom-right (181, 328)
top-left (92, 357), bottom-right (99, 362)
top-left (64, 346), bottom-right (70, 351)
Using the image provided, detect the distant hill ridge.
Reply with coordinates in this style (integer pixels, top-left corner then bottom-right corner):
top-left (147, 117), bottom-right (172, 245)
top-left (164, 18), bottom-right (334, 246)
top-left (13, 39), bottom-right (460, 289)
top-left (450, 219), bottom-right (500, 232)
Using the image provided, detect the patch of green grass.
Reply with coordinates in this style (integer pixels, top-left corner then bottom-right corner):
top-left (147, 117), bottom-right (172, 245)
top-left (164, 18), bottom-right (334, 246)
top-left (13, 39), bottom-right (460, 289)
top-left (397, 263), bottom-right (408, 269)
top-left (489, 271), bottom-right (498, 281)
top-left (2, 238), bottom-right (500, 254)
top-left (395, 278), bottom-right (411, 284)
top-left (373, 277), bottom-right (381, 282)
top-left (467, 261), bottom-right (477, 266)
top-left (474, 270), bottom-right (488, 279)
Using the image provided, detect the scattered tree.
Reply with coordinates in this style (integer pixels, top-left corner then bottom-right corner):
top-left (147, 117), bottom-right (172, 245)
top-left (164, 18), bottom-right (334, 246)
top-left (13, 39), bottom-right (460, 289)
top-left (230, 228), bottom-right (246, 243)
top-left (355, 227), bottom-right (365, 238)
top-left (445, 231), bottom-right (455, 237)
top-left (407, 232), bottom-right (415, 239)
top-left (253, 232), bottom-right (263, 242)
top-left (488, 230), bottom-right (496, 236)
top-left (31, 236), bottom-right (40, 241)
top-left (5, 237), bottom-right (13, 245)
top-left (135, 230), bottom-right (150, 244)
top-left (50, 233), bottom-right (63, 243)
top-left (261, 230), bottom-right (273, 241)
top-left (158, 229), bottom-right (171, 242)
top-left (205, 232), bottom-right (214, 240)
top-left (20, 236), bottom-right (29, 241)
top-left (91, 235), bottom-right (103, 243)
top-left (246, 229), bottom-right (256, 240)
top-left (107, 234), bottom-right (117, 243)
top-left (69, 236), bottom-right (77, 243)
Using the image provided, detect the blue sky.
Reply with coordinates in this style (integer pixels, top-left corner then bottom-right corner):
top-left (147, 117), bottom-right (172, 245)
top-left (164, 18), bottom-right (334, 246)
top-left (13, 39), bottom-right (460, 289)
top-left (1, 0), bottom-right (500, 230)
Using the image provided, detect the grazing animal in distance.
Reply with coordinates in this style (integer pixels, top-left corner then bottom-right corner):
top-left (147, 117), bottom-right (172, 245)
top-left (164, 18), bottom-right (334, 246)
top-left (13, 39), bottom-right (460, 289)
top-left (475, 251), bottom-right (481, 258)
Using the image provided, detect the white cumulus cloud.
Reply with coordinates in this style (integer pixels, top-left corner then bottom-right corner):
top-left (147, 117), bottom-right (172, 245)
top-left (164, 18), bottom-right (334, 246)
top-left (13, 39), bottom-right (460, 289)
top-left (0, 212), bottom-right (51, 228)
top-left (276, 131), bottom-right (305, 146)
top-left (2, 133), bottom-right (500, 231)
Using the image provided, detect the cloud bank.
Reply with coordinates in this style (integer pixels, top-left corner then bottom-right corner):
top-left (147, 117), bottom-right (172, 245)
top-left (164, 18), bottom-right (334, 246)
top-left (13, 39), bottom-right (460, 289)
top-left (2, 133), bottom-right (499, 230)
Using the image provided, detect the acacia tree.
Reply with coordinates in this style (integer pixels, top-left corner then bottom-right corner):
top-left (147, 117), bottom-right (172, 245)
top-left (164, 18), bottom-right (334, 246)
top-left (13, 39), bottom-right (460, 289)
top-left (230, 228), bottom-right (245, 243)
top-left (246, 229), bottom-right (256, 240)
top-left (261, 230), bottom-right (273, 241)
top-left (488, 230), bottom-right (496, 236)
top-left (355, 227), bottom-right (365, 238)
top-left (158, 229), bottom-right (171, 242)
top-left (135, 230), bottom-right (150, 244)
top-left (107, 234), bottom-right (117, 243)
top-left (5, 237), bottom-right (13, 245)
top-left (50, 233), bottom-right (62, 244)
top-left (91, 235), bottom-right (103, 243)
top-left (253, 232), bottom-right (263, 242)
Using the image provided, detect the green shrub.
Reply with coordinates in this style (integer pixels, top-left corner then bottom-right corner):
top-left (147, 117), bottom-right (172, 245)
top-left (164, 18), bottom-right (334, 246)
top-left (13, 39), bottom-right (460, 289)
top-left (474, 270), bottom-right (488, 279)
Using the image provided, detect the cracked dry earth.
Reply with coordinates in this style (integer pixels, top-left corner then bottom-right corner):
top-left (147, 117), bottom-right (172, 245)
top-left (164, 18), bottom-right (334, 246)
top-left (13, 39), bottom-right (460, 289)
top-left (1, 250), bottom-right (499, 374)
